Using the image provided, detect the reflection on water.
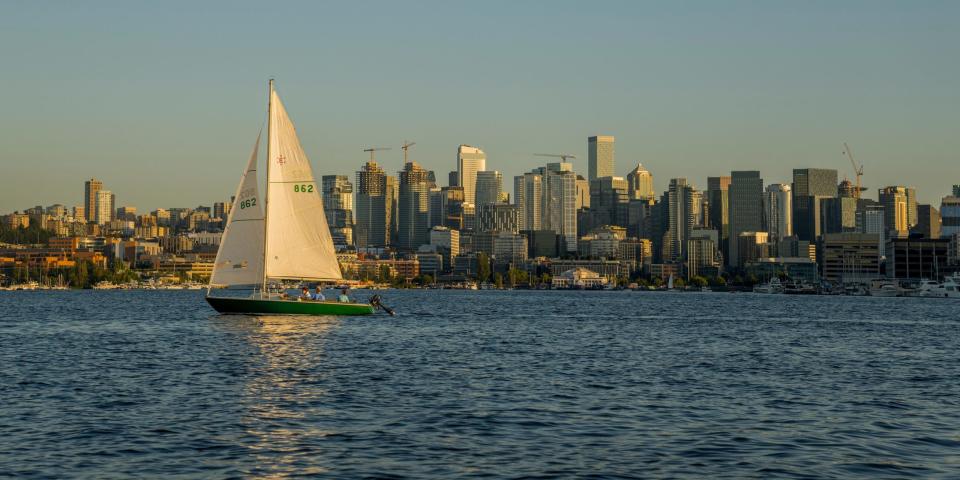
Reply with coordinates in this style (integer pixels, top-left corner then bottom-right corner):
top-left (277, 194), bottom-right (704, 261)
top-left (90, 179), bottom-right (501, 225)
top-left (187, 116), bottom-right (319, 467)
top-left (212, 315), bottom-right (341, 478)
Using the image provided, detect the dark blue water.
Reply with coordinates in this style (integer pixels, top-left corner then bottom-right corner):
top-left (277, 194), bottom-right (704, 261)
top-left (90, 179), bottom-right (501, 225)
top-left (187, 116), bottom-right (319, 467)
top-left (1, 290), bottom-right (958, 478)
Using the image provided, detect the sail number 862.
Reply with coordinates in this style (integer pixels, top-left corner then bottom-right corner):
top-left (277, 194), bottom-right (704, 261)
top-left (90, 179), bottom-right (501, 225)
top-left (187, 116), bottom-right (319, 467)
top-left (239, 198), bottom-right (257, 209)
top-left (293, 184), bottom-right (314, 193)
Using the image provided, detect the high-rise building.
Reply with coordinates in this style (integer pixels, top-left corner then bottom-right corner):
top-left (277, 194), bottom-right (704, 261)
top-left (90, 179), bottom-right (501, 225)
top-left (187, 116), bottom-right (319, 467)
top-left (792, 168), bottom-right (838, 241)
top-left (736, 231), bottom-right (770, 268)
top-left (589, 176), bottom-right (629, 228)
top-left (941, 196), bottom-right (960, 238)
top-left (514, 172), bottom-right (543, 231)
top-left (397, 162), bottom-right (432, 250)
top-left (912, 204), bottom-right (941, 239)
top-left (728, 171), bottom-right (764, 267)
top-left (575, 175), bottom-right (590, 210)
top-left (355, 161), bottom-right (391, 247)
top-left (84, 178), bottom-right (103, 224)
top-left (686, 236), bottom-right (719, 279)
top-left (478, 203), bottom-right (520, 233)
top-left (587, 135), bottom-right (615, 183)
top-left (821, 233), bottom-right (881, 284)
top-left (322, 175), bottom-right (355, 247)
top-left (116, 206), bottom-right (137, 222)
top-left (879, 186), bottom-right (909, 237)
top-left (213, 202), bottom-right (226, 220)
top-left (626, 163), bottom-right (654, 200)
top-left (474, 171), bottom-right (503, 208)
top-left (820, 196), bottom-right (857, 234)
top-left (94, 190), bottom-right (114, 225)
top-left (664, 178), bottom-right (696, 263)
top-left (543, 163), bottom-right (578, 253)
top-left (707, 176), bottom-right (731, 261)
top-left (457, 145), bottom-right (486, 205)
top-left (905, 187), bottom-right (918, 228)
top-left (954, 185), bottom-right (960, 197)
top-left (763, 184), bottom-right (792, 242)
top-left (856, 201), bottom-right (887, 258)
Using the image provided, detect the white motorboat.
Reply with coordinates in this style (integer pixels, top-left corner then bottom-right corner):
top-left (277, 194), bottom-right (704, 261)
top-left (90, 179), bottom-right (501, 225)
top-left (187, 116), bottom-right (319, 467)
top-left (869, 281), bottom-right (900, 297)
top-left (753, 278), bottom-right (784, 294)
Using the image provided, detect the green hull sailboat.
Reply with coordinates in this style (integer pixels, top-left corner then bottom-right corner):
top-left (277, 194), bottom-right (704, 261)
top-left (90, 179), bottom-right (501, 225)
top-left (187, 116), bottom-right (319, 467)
top-left (205, 80), bottom-right (376, 316)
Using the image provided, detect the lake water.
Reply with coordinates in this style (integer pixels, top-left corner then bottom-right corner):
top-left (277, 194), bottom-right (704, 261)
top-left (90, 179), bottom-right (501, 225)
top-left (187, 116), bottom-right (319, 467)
top-left (1, 290), bottom-right (959, 478)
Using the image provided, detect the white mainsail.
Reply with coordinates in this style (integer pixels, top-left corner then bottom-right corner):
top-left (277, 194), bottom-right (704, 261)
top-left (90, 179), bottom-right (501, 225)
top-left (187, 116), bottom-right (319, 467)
top-left (264, 86), bottom-right (342, 281)
top-left (210, 133), bottom-right (265, 287)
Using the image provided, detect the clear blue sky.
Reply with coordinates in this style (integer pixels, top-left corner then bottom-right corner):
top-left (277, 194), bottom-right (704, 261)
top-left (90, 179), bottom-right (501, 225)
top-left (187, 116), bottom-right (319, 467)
top-left (1, 1), bottom-right (957, 212)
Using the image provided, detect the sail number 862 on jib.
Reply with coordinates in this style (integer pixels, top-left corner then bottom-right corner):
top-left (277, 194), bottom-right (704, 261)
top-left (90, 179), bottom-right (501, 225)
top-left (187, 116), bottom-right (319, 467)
top-left (293, 184), bottom-right (314, 193)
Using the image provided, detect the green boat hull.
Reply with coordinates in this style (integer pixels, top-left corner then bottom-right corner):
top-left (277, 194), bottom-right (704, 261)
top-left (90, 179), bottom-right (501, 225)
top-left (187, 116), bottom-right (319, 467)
top-left (206, 296), bottom-right (375, 316)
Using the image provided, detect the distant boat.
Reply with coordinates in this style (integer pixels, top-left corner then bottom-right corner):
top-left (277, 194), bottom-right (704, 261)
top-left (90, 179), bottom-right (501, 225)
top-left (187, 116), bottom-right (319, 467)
top-left (205, 81), bottom-right (375, 316)
top-left (869, 281), bottom-right (900, 297)
top-left (753, 277), bottom-right (784, 294)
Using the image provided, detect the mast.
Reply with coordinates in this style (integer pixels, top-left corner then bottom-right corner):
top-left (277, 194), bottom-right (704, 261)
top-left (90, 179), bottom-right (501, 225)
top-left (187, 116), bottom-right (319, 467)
top-left (262, 79), bottom-right (273, 297)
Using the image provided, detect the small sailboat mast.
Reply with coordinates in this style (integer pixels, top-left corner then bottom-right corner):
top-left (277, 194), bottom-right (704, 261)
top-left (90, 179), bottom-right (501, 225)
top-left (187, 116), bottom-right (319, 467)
top-left (262, 79), bottom-right (274, 297)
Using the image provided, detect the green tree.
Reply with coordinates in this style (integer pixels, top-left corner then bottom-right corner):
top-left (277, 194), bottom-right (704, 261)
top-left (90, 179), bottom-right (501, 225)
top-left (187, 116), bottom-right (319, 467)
top-left (690, 276), bottom-right (708, 288)
top-left (494, 272), bottom-right (504, 289)
top-left (477, 253), bottom-right (491, 283)
top-left (377, 264), bottom-right (392, 283)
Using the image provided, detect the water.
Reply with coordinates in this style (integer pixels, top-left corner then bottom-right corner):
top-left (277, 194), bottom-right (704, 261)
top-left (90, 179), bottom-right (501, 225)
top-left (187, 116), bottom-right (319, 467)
top-left (1, 290), bottom-right (959, 478)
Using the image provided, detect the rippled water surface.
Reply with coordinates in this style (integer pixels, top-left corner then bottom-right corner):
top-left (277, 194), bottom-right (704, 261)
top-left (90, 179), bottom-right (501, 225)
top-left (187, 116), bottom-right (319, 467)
top-left (2, 290), bottom-right (959, 478)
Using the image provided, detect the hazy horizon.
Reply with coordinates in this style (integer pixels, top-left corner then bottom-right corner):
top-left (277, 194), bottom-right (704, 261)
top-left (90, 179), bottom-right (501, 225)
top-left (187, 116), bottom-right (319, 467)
top-left (2, 1), bottom-right (958, 213)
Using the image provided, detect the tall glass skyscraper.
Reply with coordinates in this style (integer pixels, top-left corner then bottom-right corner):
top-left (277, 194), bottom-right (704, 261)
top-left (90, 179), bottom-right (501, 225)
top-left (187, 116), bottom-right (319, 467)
top-left (792, 168), bottom-right (838, 241)
top-left (763, 183), bottom-right (792, 241)
top-left (587, 135), bottom-right (615, 183)
top-left (474, 171), bottom-right (503, 208)
top-left (728, 171), bottom-right (764, 267)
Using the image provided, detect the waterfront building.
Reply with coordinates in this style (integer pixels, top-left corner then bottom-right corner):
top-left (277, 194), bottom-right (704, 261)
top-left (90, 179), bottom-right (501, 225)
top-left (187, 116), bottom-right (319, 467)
top-left (686, 236), bottom-right (719, 279)
top-left (322, 175), bottom-right (355, 248)
top-left (886, 237), bottom-right (951, 280)
top-left (728, 171), bottom-right (764, 267)
top-left (415, 249), bottom-right (444, 278)
top-left (879, 186), bottom-right (909, 237)
top-left (83, 179), bottom-right (103, 225)
top-left (626, 163), bottom-right (655, 200)
top-left (745, 257), bottom-right (819, 284)
top-left (94, 190), bottom-right (115, 225)
top-left (912, 204), bottom-right (941, 239)
top-left (457, 145), bottom-right (486, 205)
top-left (475, 171), bottom-right (503, 208)
top-left (856, 201), bottom-right (887, 257)
top-left (578, 226), bottom-right (625, 259)
top-left (355, 161), bottom-right (392, 247)
top-left (493, 232), bottom-right (528, 264)
top-left (792, 168), bottom-right (838, 241)
top-left (552, 267), bottom-right (607, 289)
top-left (397, 162), bottom-right (432, 251)
top-left (940, 196), bottom-right (960, 237)
top-left (763, 183), bottom-right (792, 242)
top-left (821, 233), bottom-right (881, 284)
top-left (587, 135), bottom-right (615, 183)
top-left (550, 259), bottom-right (622, 284)
top-left (478, 203), bottom-right (520, 233)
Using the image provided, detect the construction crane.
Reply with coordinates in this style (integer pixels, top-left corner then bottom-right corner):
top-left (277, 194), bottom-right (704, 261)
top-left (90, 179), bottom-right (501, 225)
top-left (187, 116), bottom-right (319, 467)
top-left (534, 153), bottom-right (577, 162)
top-left (401, 141), bottom-right (416, 163)
top-left (363, 146), bottom-right (392, 163)
top-left (843, 142), bottom-right (864, 199)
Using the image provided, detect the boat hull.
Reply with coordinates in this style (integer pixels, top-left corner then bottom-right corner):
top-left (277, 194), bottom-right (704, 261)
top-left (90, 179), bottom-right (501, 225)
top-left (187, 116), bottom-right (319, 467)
top-left (206, 296), bottom-right (375, 315)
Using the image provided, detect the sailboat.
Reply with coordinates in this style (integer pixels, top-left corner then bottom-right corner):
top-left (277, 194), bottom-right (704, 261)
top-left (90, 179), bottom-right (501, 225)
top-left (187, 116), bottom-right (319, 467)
top-left (206, 80), bottom-right (375, 315)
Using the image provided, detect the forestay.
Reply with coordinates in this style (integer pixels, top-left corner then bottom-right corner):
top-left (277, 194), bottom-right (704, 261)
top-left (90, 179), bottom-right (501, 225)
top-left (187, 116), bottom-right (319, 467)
top-left (210, 133), bottom-right (265, 287)
top-left (264, 88), bottom-right (342, 280)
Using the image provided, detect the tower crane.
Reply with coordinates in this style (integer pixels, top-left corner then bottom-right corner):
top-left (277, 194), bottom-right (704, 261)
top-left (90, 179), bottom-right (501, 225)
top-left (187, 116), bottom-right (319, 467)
top-left (534, 153), bottom-right (577, 162)
top-left (843, 142), bottom-right (864, 199)
top-left (363, 146), bottom-right (392, 163)
top-left (401, 141), bottom-right (416, 163)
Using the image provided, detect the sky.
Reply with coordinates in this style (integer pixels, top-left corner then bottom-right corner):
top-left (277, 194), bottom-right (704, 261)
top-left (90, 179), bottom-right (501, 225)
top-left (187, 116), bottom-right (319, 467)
top-left (1, 0), bottom-right (958, 213)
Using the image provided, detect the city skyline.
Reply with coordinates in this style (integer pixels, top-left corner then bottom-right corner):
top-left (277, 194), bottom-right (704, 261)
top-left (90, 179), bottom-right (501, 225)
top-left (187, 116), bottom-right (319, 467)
top-left (1, 2), bottom-right (959, 212)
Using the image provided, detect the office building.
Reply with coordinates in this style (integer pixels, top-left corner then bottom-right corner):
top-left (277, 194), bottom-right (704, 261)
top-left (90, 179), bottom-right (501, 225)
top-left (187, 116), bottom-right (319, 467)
top-left (941, 196), bottom-right (960, 238)
top-left (728, 171), bottom-right (764, 267)
top-left (94, 190), bottom-right (114, 225)
top-left (478, 203), bottom-right (520, 233)
top-left (493, 232), bottom-right (528, 264)
top-left (707, 176), bottom-right (731, 261)
top-left (514, 172), bottom-right (542, 231)
top-left (792, 168), bottom-right (838, 241)
top-left (736, 231), bottom-right (770, 268)
top-left (821, 233), bottom-right (881, 284)
top-left (912, 204), bottom-right (941, 239)
top-left (763, 183), bottom-right (792, 241)
top-left (457, 145), bottom-right (486, 205)
top-left (322, 175), bottom-right (354, 247)
top-left (589, 176), bottom-right (629, 228)
top-left (887, 237), bottom-right (951, 280)
top-left (626, 163), bottom-right (655, 200)
top-left (543, 163), bottom-right (578, 253)
top-left (355, 161), bottom-right (391, 247)
top-left (821, 196), bottom-right (857, 234)
top-left (905, 187), bottom-right (918, 228)
top-left (587, 135), bottom-right (615, 182)
top-left (575, 175), bottom-right (590, 210)
top-left (954, 185), bottom-right (960, 197)
top-left (879, 186), bottom-right (909, 237)
top-left (856, 202), bottom-right (887, 258)
top-left (474, 171), bottom-right (503, 208)
top-left (664, 178), bottom-right (696, 262)
top-left (686, 235), bottom-right (719, 279)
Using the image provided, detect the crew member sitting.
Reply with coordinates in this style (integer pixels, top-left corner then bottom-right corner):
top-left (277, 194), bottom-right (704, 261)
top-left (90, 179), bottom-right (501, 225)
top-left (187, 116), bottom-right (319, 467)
top-left (338, 288), bottom-right (351, 303)
top-left (299, 286), bottom-right (312, 301)
top-left (312, 286), bottom-right (325, 301)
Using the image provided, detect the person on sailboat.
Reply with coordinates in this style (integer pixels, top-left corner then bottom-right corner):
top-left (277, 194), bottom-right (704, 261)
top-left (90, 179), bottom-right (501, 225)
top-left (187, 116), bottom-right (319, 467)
top-left (312, 286), bottom-right (325, 301)
top-left (300, 286), bottom-right (312, 301)
top-left (338, 288), bottom-right (351, 303)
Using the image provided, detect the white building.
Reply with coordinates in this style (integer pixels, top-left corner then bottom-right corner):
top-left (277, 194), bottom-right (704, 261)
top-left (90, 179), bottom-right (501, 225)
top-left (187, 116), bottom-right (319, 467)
top-left (552, 267), bottom-right (608, 289)
top-left (94, 190), bottom-right (115, 225)
top-left (764, 183), bottom-right (792, 241)
top-left (457, 145), bottom-right (486, 205)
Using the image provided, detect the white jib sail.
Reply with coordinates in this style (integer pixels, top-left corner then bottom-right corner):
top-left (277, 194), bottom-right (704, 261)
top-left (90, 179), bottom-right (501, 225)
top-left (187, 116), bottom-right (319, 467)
top-left (265, 88), bottom-right (342, 280)
top-left (210, 133), bottom-right (265, 287)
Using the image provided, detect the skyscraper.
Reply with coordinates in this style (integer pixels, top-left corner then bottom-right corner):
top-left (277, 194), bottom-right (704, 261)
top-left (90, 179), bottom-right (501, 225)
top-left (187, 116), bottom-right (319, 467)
top-left (879, 186), bottom-right (909, 237)
top-left (664, 178), bottom-right (696, 262)
top-left (543, 163), bottom-right (578, 253)
top-left (905, 187), bottom-right (918, 228)
top-left (589, 176), bottom-right (629, 227)
top-left (84, 178), bottom-right (103, 224)
top-left (94, 190), bottom-right (114, 225)
top-left (355, 161), bottom-right (390, 247)
top-left (939, 196), bottom-right (959, 238)
top-left (954, 185), bottom-right (960, 197)
top-left (397, 162), bottom-right (431, 250)
top-left (707, 176), bottom-right (731, 260)
top-left (856, 201), bottom-right (886, 257)
top-left (587, 135), bottom-right (615, 183)
top-left (474, 171), bottom-right (503, 208)
top-left (792, 168), bottom-right (838, 241)
top-left (322, 175), bottom-right (355, 247)
top-left (763, 183), bottom-right (792, 241)
top-left (457, 145), bottom-right (486, 205)
top-left (626, 163), bottom-right (654, 200)
top-left (913, 204), bottom-right (941, 239)
top-left (728, 171), bottom-right (764, 267)
top-left (575, 175), bottom-right (590, 210)
top-left (514, 171), bottom-right (542, 231)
